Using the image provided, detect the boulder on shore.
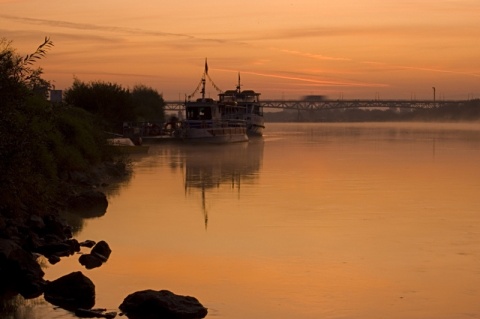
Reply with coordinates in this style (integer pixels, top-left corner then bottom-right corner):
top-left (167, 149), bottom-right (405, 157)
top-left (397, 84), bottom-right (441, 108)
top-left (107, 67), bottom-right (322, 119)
top-left (0, 238), bottom-right (45, 299)
top-left (119, 289), bottom-right (208, 319)
top-left (44, 271), bottom-right (95, 310)
top-left (67, 190), bottom-right (108, 218)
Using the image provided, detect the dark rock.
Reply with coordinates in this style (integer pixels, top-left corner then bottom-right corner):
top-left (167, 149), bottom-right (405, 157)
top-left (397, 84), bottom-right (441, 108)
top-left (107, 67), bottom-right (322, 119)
top-left (0, 217), bottom-right (6, 232)
top-left (104, 161), bottom-right (128, 177)
top-left (48, 255), bottom-right (61, 265)
top-left (28, 215), bottom-right (45, 231)
top-left (79, 254), bottom-right (103, 269)
top-left (67, 238), bottom-right (81, 252)
top-left (25, 230), bottom-right (43, 250)
top-left (119, 289), bottom-right (208, 319)
top-left (33, 237), bottom-right (78, 259)
top-left (69, 171), bottom-right (91, 185)
top-left (67, 190), bottom-right (108, 218)
top-left (44, 233), bottom-right (65, 245)
top-left (79, 240), bottom-right (111, 269)
top-left (80, 240), bottom-right (96, 248)
top-left (91, 240), bottom-right (111, 261)
top-left (0, 238), bottom-right (45, 299)
top-left (43, 214), bottom-right (72, 240)
top-left (64, 225), bottom-right (74, 239)
top-left (75, 308), bottom-right (117, 318)
top-left (35, 242), bottom-right (72, 257)
top-left (44, 271), bottom-right (95, 310)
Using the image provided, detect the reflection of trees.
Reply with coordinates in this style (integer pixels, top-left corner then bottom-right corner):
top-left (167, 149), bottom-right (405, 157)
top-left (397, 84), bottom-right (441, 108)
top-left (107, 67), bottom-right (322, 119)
top-left (182, 140), bottom-right (264, 228)
top-left (61, 164), bottom-right (136, 236)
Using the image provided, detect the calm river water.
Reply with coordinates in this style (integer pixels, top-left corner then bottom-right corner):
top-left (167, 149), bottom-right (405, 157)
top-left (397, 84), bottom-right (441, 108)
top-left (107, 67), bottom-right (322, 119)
top-left (7, 122), bottom-right (480, 319)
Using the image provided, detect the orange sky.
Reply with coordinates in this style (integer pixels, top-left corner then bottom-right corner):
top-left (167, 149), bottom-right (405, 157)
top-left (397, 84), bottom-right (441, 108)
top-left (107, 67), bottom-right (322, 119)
top-left (1, 0), bottom-right (479, 100)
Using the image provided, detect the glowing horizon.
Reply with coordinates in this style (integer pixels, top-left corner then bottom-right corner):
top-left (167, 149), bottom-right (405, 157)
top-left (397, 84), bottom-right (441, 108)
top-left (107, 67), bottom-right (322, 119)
top-left (1, 0), bottom-right (479, 100)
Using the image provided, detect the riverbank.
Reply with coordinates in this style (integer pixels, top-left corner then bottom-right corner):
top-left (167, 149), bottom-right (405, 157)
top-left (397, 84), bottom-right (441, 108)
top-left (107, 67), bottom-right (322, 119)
top-left (1, 154), bottom-right (210, 319)
top-left (0, 159), bottom-right (131, 305)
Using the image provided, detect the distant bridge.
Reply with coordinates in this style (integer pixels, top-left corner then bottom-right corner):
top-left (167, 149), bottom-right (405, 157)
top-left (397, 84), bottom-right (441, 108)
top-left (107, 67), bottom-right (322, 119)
top-left (164, 99), bottom-right (465, 111)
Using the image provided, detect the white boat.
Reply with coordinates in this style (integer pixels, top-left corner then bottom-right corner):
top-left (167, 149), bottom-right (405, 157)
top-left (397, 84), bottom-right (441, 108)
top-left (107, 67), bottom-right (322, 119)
top-left (179, 65), bottom-right (248, 143)
top-left (218, 74), bottom-right (265, 136)
top-left (106, 137), bottom-right (149, 153)
top-left (181, 98), bottom-right (248, 143)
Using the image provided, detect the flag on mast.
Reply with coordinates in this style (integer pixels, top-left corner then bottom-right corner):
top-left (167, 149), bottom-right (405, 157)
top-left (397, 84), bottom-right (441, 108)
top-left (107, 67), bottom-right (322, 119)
top-left (204, 58), bottom-right (208, 74)
top-left (237, 72), bottom-right (241, 92)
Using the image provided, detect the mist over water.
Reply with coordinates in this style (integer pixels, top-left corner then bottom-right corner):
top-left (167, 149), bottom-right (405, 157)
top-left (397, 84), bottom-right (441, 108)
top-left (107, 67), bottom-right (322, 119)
top-left (9, 122), bottom-right (480, 319)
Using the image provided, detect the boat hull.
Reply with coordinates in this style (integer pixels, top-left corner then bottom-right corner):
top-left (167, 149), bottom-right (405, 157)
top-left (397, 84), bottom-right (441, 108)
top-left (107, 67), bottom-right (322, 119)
top-left (183, 127), bottom-right (248, 143)
top-left (180, 125), bottom-right (248, 144)
top-left (247, 124), bottom-right (264, 137)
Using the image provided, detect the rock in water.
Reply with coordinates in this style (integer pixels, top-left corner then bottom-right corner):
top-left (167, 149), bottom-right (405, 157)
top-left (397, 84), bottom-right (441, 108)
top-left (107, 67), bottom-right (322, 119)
top-left (67, 190), bottom-right (108, 217)
top-left (44, 271), bottom-right (95, 310)
top-left (79, 254), bottom-right (103, 269)
top-left (119, 289), bottom-right (208, 319)
top-left (91, 240), bottom-right (111, 261)
top-left (79, 240), bottom-right (96, 248)
top-left (0, 238), bottom-right (45, 298)
top-left (79, 240), bottom-right (112, 269)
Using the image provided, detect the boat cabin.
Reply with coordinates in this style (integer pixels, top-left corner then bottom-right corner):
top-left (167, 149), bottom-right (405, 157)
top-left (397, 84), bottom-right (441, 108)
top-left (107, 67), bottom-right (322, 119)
top-left (185, 98), bottom-right (220, 121)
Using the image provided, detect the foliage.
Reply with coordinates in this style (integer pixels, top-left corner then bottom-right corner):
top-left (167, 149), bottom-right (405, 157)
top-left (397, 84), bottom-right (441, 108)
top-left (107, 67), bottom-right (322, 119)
top-left (131, 84), bottom-right (165, 123)
top-left (1, 37), bottom-right (55, 215)
top-left (0, 38), bottom-right (115, 216)
top-left (53, 106), bottom-right (108, 171)
top-left (64, 79), bottom-right (135, 133)
top-left (64, 80), bottom-right (165, 133)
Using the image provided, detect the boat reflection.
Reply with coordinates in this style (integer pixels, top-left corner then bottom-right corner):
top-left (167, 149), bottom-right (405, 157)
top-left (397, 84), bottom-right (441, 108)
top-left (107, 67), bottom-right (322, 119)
top-left (182, 139), bottom-right (264, 228)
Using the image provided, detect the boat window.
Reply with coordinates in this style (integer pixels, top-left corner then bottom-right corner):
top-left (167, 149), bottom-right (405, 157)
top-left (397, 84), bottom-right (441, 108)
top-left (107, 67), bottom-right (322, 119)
top-left (200, 107), bottom-right (212, 120)
top-left (186, 108), bottom-right (198, 120)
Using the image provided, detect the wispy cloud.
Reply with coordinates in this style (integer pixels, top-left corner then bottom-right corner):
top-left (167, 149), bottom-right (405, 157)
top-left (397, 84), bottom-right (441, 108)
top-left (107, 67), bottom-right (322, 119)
top-left (278, 49), bottom-right (351, 62)
top-left (250, 24), bottom-right (479, 42)
top-left (54, 70), bottom-right (159, 79)
top-left (275, 47), bottom-right (480, 79)
top-left (362, 61), bottom-right (480, 78)
top-left (0, 14), bottom-right (227, 44)
top-left (215, 68), bottom-right (388, 88)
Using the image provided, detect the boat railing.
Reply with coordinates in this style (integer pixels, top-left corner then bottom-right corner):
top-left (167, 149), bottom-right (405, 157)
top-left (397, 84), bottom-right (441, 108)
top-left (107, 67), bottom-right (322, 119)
top-left (225, 119), bottom-right (247, 127)
top-left (183, 119), bottom-right (214, 129)
top-left (183, 118), bottom-right (247, 129)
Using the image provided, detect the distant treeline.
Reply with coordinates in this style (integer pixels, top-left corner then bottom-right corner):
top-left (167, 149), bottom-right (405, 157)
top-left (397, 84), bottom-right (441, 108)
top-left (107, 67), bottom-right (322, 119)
top-left (265, 100), bottom-right (480, 122)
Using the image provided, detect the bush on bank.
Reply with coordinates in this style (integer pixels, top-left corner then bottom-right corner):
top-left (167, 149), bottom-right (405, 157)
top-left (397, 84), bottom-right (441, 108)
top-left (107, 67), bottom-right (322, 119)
top-left (0, 38), bottom-right (121, 218)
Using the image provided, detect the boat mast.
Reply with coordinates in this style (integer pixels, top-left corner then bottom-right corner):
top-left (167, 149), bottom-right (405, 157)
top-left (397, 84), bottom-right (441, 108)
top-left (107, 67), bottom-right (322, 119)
top-left (200, 74), bottom-right (206, 101)
top-left (201, 58), bottom-right (208, 101)
top-left (236, 72), bottom-right (241, 94)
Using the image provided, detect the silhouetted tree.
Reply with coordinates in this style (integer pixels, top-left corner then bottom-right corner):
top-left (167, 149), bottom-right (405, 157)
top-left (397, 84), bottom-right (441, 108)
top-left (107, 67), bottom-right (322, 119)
top-left (1, 38), bottom-right (118, 216)
top-left (64, 79), bottom-right (135, 132)
top-left (131, 84), bottom-right (165, 123)
top-left (0, 37), bottom-right (57, 215)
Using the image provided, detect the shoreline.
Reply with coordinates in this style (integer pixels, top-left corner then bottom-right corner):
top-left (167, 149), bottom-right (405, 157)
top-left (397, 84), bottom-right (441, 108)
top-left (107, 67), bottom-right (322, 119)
top-left (0, 159), bottom-right (131, 309)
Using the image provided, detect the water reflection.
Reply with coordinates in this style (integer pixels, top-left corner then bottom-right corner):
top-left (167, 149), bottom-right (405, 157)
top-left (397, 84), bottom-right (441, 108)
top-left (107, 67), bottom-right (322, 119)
top-left (0, 293), bottom-right (50, 319)
top-left (15, 123), bottom-right (480, 319)
top-left (61, 166), bottom-right (136, 236)
top-left (182, 140), bottom-right (264, 228)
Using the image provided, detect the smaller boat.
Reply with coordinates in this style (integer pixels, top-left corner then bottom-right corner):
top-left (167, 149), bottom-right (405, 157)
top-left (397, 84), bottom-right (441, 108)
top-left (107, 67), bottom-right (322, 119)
top-left (218, 74), bottom-right (265, 136)
top-left (179, 64), bottom-right (248, 144)
top-left (107, 137), bottom-right (149, 153)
